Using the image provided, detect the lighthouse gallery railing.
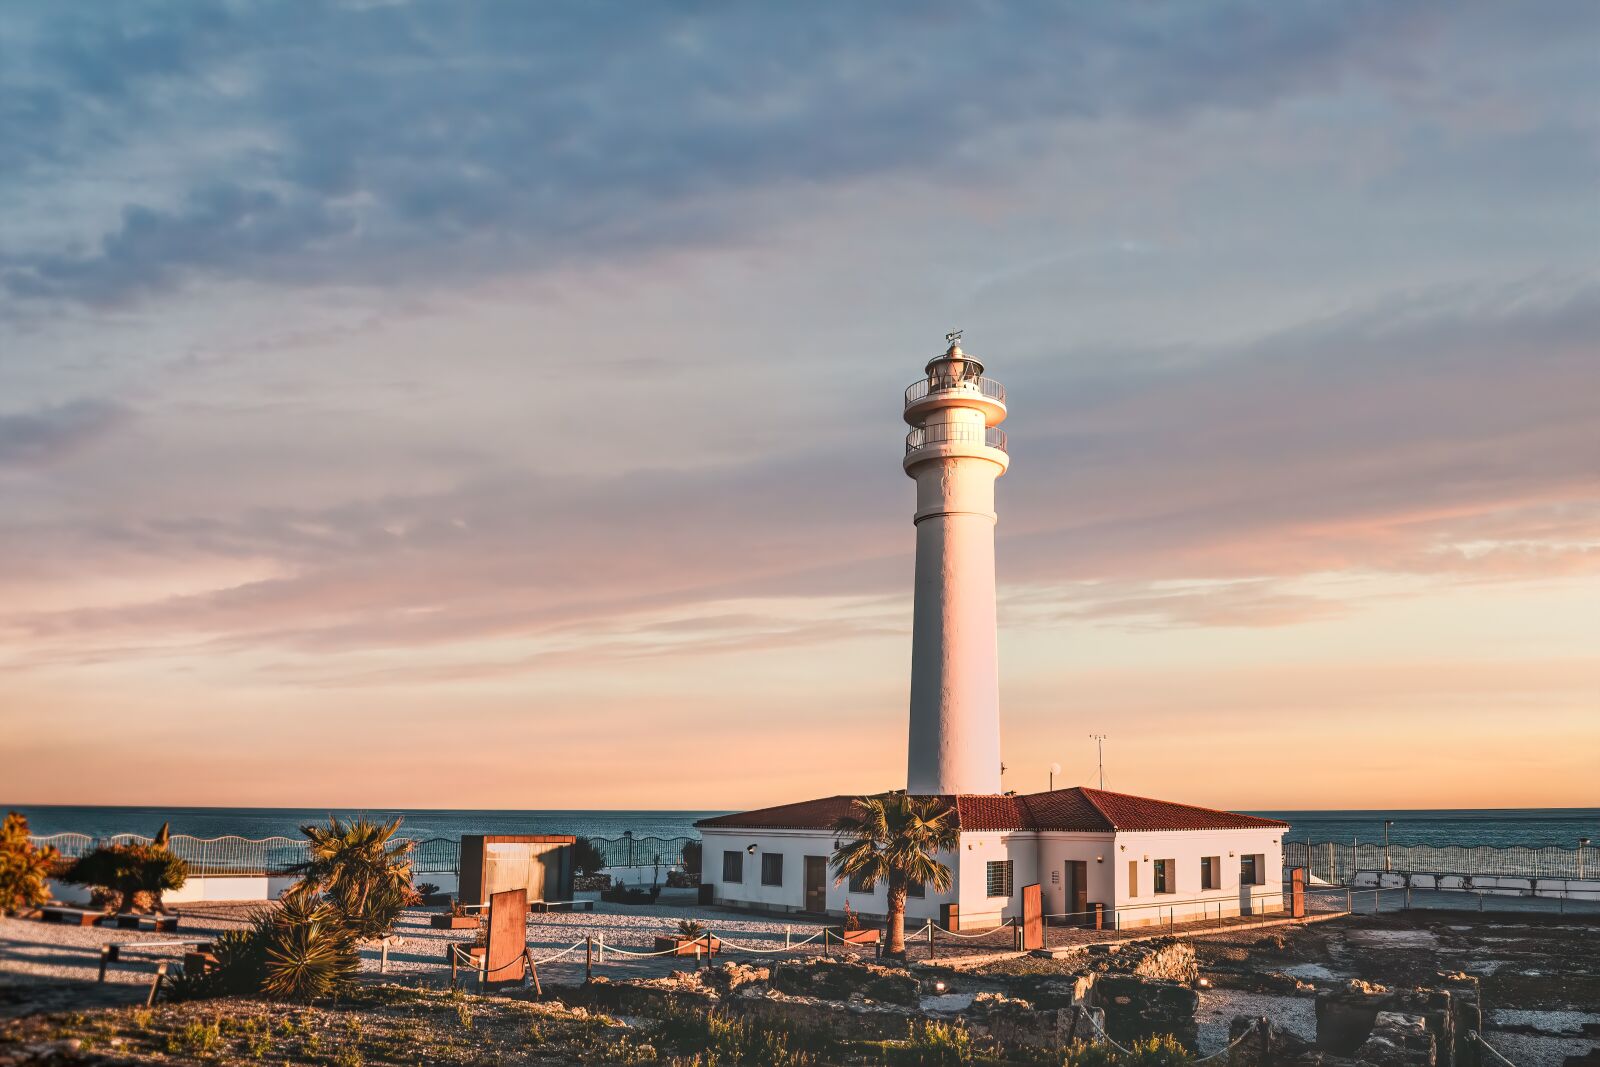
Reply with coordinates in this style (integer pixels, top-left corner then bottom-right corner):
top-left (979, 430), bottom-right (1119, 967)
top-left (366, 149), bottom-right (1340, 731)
top-left (905, 424), bottom-right (1008, 456)
top-left (904, 374), bottom-right (1006, 409)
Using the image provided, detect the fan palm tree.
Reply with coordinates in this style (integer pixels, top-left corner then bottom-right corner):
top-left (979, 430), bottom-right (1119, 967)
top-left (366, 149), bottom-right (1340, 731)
top-left (291, 816), bottom-right (417, 941)
top-left (831, 793), bottom-right (958, 961)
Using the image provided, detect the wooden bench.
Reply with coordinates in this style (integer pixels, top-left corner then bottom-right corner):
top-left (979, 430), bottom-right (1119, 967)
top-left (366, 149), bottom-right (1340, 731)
top-left (39, 906), bottom-right (105, 927)
top-left (112, 913), bottom-right (181, 932)
top-left (529, 900), bottom-right (594, 913)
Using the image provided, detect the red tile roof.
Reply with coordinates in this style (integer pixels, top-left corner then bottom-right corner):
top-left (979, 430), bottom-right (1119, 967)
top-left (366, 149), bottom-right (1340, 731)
top-left (696, 787), bottom-right (1287, 833)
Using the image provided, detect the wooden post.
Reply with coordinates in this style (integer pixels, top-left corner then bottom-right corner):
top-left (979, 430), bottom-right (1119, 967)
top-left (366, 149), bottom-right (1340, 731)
top-left (147, 962), bottom-right (168, 1007)
top-left (450, 945), bottom-right (460, 986)
top-left (784, 925), bottom-right (791, 950)
top-left (380, 938), bottom-right (390, 974)
top-left (597, 933), bottom-right (605, 963)
top-left (585, 935), bottom-right (593, 982)
top-left (527, 950), bottom-right (541, 997)
top-left (98, 944), bottom-right (113, 983)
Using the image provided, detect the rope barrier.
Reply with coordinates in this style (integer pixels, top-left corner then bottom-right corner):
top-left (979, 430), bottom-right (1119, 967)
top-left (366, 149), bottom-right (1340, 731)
top-left (598, 942), bottom-right (704, 958)
top-left (1191, 1018), bottom-right (1267, 1064)
top-left (926, 919), bottom-right (1014, 939)
top-left (1087, 1009), bottom-right (1262, 1062)
top-left (1470, 1031), bottom-right (1519, 1067)
top-left (529, 941), bottom-right (589, 965)
top-left (714, 930), bottom-right (824, 953)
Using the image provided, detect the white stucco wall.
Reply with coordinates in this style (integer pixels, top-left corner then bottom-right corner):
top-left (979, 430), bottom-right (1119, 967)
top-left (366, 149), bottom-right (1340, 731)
top-left (1034, 833), bottom-right (1118, 917)
top-left (1111, 828), bottom-right (1284, 927)
top-left (699, 828), bottom-right (955, 920)
top-left (702, 825), bottom-right (1284, 930)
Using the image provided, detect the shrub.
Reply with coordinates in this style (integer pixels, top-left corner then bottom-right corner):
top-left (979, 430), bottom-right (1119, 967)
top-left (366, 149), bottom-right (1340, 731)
top-left (1061, 1036), bottom-right (1192, 1067)
top-left (571, 837), bottom-right (608, 876)
top-left (681, 839), bottom-right (703, 873)
top-left (677, 919), bottom-right (705, 939)
top-left (63, 842), bottom-right (188, 913)
top-left (0, 812), bottom-right (59, 915)
top-left (166, 1018), bottom-right (221, 1057)
top-left (889, 1020), bottom-right (975, 1066)
top-left (652, 1006), bottom-right (812, 1066)
top-left (415, 882), bottom-right (441, 898)
top-left (291, 816), bottom-right (418, 942)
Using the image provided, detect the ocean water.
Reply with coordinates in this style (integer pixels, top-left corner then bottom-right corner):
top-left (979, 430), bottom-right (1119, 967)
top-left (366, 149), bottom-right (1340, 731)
top-left (8, 804), bottom-right (1598, 848)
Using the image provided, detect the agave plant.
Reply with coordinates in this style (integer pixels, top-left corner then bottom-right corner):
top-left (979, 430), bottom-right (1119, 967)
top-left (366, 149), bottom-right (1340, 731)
top-left (291, 815), bottom-right (417, 941)
top-left (259, 883), bottom-right (360, 1001)
top-left (831, 792), bottom-right (958, 960)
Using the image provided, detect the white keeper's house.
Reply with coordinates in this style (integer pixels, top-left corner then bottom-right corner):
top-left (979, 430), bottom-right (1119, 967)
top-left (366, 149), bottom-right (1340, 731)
top-left (696, 333), bottom-right (1287, 930)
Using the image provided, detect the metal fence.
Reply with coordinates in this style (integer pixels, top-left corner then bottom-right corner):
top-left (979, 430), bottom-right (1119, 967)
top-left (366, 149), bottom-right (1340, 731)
top-left (1285, 840), bottom-right (1596, 884)
top-left (31, 831), bottom-right (694, 877)
top-left (586, 835), bottom-right (696, 870)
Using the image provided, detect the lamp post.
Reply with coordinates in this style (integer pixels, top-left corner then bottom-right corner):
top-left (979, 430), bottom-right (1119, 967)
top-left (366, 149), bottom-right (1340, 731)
top-left (1581, 838), bottom-right (1591, 881)
top-left (1049, 763), bottom-right (1061, 792)
top-left (1383, 820), bottom-right (1394, 873)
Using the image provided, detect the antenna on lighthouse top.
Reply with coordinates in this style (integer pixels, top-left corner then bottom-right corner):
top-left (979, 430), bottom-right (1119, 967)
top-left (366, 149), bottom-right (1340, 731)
top-left (945, 329), bottom-right (963, 351)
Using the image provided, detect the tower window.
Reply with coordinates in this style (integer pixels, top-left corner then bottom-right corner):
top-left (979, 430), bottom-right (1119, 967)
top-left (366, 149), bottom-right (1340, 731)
top-left (986, 860), bottom-right (1013, 898)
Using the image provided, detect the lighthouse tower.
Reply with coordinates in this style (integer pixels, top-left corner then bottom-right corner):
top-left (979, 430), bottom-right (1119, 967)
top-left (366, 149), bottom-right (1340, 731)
top-left (903, 332), bottom-right (1009, 796)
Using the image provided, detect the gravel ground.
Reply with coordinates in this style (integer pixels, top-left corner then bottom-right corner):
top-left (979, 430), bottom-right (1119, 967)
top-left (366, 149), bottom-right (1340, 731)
top-left (1194, 989), bottom-right (1315, 1055)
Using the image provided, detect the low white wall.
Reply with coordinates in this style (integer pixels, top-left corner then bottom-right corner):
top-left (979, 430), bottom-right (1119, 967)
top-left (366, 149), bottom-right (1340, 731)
top-left (1348, 869), bottom-right (1600, 900)
top-left (46, 871), bottom-right (459, 906)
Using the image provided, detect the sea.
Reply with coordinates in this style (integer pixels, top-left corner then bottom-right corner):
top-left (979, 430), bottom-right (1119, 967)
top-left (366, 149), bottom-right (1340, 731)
top-left (7, 805), bottom-right (1598, 849)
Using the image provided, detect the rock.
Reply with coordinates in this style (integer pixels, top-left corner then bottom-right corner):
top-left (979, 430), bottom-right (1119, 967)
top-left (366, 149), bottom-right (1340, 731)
top-left (1356, 1012), bottom-right (1436, 1067)
top-left (770, 957), bottom-right (919, 1007)
top-left (1095, 975), bottom-right (1199, 1051)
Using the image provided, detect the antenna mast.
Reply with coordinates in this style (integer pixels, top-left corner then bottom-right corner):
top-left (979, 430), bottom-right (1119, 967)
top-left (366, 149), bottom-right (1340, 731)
top-left (1088, 734), bottom-right (1108, 790)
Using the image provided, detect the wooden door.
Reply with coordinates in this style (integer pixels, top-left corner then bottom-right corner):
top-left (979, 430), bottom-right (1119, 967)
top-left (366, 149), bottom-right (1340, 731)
top-left (1064, 861), bottom-right (1089, 925)
top-left (803, 856), bottom-right (828, 913)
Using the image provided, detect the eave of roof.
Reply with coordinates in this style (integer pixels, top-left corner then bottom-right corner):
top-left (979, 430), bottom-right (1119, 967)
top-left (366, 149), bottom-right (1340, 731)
top-left (696, 787), bottom-right (1288, 834)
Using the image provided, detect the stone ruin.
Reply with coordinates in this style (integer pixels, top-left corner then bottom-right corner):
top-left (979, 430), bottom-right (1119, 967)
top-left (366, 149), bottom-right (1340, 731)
top-left (558, 938), bottom-right (1486, 1067)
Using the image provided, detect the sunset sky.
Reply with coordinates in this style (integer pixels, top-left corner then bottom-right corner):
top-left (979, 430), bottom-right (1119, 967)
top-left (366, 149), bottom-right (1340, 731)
top-left (2, 3), bottom-right (1597, 812)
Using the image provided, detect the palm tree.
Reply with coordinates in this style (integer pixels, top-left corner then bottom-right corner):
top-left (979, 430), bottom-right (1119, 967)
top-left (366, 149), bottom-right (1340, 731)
top-left (291, 815), bottom-right (418, 941)
top-left (831, 793), bottom-right (958, 961)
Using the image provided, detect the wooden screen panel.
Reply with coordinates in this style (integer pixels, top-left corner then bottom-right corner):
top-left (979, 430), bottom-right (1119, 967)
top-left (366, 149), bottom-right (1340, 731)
top-left (484, 888), bottom-right (527, 986)
top-left (1020, 883), bottom-right (1043, 950)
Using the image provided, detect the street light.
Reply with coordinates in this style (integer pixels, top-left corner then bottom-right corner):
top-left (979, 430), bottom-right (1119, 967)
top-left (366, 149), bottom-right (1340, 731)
top-left (1581, 838), bottom-right (1591, 881)
top-left (1383, 820), bottom-right (1394, 873)
top-left (1049, 763), bottom-right (1061, 791)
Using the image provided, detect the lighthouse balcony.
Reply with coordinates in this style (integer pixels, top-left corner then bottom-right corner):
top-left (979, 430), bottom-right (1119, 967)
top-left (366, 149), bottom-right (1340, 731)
top-left (905, 424), bottom-right (1007, 456)
top-left (903, 374), bottom-right (1007, 424)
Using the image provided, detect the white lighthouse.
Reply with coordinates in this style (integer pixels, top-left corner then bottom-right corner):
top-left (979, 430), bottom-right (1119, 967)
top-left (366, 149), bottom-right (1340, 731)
top-left (697, 328), bottom-right (1288, 931)
top-left (902, 331), bottom-right (1009, 796)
